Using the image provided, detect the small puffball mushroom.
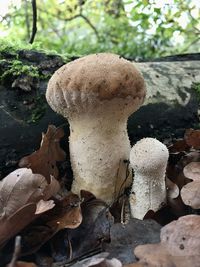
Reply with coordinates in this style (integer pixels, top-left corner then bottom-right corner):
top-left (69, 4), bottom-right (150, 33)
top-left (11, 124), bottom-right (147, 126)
top-left (46, 53), bottom-right (146, 203)
top-left (129, 137), bottom-right (169, 219)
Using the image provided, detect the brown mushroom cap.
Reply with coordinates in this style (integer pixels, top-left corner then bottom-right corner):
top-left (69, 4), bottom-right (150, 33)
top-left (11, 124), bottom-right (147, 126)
top-left (46, 53), bottom-right (146, 118)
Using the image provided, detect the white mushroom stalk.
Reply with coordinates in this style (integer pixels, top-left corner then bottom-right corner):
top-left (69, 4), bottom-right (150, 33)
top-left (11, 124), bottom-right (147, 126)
top-left (129, 138), bottom-right (169, 219)
top-left (46, 53), bottom-right (146, 204)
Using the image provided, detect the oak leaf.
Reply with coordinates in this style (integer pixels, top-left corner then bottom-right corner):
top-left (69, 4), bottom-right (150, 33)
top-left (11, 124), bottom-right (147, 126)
top-left (0, 168), bottom-right (59, 247)
top-left (184, 128), bottom-right (200, 149)
top-left (19, 193), bottom-right (82, 255)
top-left (181, 162), bottom-right (200, 209)
top-left (133, 215), bottom-right (200, 267)
top-left (19, 125), bottom-right (66, 183)
top-left (50, 191), bottom-right (113, 263)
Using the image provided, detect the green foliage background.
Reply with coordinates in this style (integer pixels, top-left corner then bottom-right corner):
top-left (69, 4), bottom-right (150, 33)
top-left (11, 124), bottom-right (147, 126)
top-left (0, 0), bottom-right (200, 59)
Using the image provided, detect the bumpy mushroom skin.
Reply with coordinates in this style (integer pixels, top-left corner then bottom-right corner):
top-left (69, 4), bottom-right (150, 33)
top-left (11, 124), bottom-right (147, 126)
top-left (129, 138), bottom-right (169, 219)
top-left (46, 53), bottom-right (146, 203)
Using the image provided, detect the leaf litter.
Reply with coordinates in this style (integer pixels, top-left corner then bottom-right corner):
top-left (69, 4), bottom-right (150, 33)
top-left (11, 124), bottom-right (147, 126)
top-left (0, 126), bottom-right (200, 266)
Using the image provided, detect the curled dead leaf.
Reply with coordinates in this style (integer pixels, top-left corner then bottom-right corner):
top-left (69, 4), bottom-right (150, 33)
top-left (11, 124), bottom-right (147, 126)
top-left (184, 129), bottom-right (200, 149)
top-left (0, 168), bottom-right (59, 247)
top-left (51, 191), bottom-right (112, 263)
top-left (167, 145), bottom-right (200, 215)
top-left (166, 177), bottom-right (179, 200)
top-left (183, 161), bottom-right (200, 180)
top-left (46, 192), bottom-right (82, 230)
top-left (35, 199), bottom-right (55, 215)
top-left (0, 204), bottom-right (36, 248)
top-left (18, 193), bottom-right (82, 255)
top-left (42, 175), bottom-right (60, 200)
top-left (133, 215), bottom-right (200, 267)
top-left (168, 139), bottom-right (189, 154)
top-left (181, 162), bottom-right (200, 209)
top-left (161, 215), bottom-right (200, 256)
top-left (19, 125), bottom-right (66, 183)
top-left (134, 244), bottom-right (200, 267)
top-left (181, 181), bottom-right (200, 209)
top-left (0, 168), bottom-right (47, 218)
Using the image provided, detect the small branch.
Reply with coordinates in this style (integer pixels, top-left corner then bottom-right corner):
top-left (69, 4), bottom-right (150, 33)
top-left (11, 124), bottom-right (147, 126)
top-left (29, 0), bottom-right (37, 44)
top-left (61, 14), bottom-right (80, 22)
top-left (37, 7), bottom-right (99, 39)
top-left (181, 37), bottom-right (200, 53)
top-left (24, 0), bottom-right (31, 40)
top-left (79, 14), bottom-right (99, 39)
top-left (7, 236), bottom-right (21, 267)
top-left (0, 105), bottom-right (24, 124)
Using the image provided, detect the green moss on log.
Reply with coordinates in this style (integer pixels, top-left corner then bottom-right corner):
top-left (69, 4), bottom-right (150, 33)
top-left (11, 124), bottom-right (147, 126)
top-left (0, 60), bottom-right (40, 82)
top-left (0, 39), bottom-right (80, 87)
top-left (193, 83), bottom-right (200, 101)
top-left (0, 38), bottom-right (78, 62)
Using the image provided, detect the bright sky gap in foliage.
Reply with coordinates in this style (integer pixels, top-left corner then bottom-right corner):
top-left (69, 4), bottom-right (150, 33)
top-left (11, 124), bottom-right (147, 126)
top-left (0, 0), bottom-right (199, 58)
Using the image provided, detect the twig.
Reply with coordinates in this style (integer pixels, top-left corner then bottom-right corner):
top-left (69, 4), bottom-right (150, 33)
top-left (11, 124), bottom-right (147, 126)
top-left (29, 0), bottom-right (37, 44)
top-left (7, 236), bottom-right (21, 267)
top-left (0, 105), bottom-right (24, 124)
top-left (37, 7), bottom-right (99, 39)
top-left (59, 13), bottom-right (99, 39)
top-left (61, 247), bottom-right (103, 267)
top-left (181, 37), bottom-right (200, 53)
top-left (79, 14), bottom-right (99, 39)
top-left (24, 0), bottom-right (31, 39)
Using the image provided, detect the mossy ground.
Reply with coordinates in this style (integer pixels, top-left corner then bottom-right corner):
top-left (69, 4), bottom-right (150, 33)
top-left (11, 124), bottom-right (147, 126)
top-left (0, 59), bottom-right (40, 82)
top-left (0, 38), bottom-right (76, 61)
top-left (0, 38), bottom-right (79, 84)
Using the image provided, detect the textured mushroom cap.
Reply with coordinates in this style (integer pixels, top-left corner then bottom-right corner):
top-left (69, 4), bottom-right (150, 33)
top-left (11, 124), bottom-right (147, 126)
top-left (46, 53), bottom-right (146, 118)
top-left (130, 138), bottom-right (169, 174)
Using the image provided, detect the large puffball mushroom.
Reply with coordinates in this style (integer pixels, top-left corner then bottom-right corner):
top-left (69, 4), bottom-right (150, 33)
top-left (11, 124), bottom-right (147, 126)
top-left (129, 138), bottom-right (169, 219)
top-left (46, 53), bottom-right (146, 203)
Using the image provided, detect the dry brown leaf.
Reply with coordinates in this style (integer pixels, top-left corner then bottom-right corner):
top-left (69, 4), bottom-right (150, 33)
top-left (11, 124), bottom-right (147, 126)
top-left (181, 162), bottom-right (200, 209)
top-left (166, 177), bottom-right (179, 199)
top-left (168, 139), bottom-right (190, 153)
top-left (0, 168), bottom-right (47, 218)
top-left (133, 215), bottom-right (200, 267)
top-left (167, 149), bottom-right (200, 215)
top-left (183, 161), bottom-right (200, 181)
top-left (167, 151), bottom-right (200, 189)
top-left (184, 128), bottom-right (200, 149)
top-left (9, 262), bottom-right (37, 267)
top-left (46, 192), bottom-right (82, 230)
top-left (35, 199), bottom-right (55, 215)
top-left (50, 191), bottom-right (112, 263)
top-left (0, 203), bottom-right (36, 248)
top-left (134, 244), bottom-right (200, 267)
top-left (18, 193), bottom-right (82, 255)
top-left (0, 168), bottom-right (59, 247)
top-left (42, 175), bottom-right (60, 200)
top-left (161, 215), bottom-right (200, 256)
top-left (181, 181), bottom-right (200, 209)
top-left (19, 125), bottom-right (66, 183)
